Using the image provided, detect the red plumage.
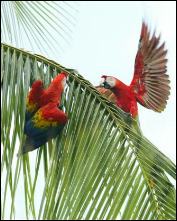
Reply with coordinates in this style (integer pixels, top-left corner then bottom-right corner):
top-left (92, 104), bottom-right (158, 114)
top-left (27, 80), bottom-right (44, 111)
top-left (97, 21), bottom-right (170, 118)
top-left (26, 72), bottom-right (67, 115)
top-left (39, 72), bottom-right (68, 106)
top-left (41, 102), bottom-right (68, 124)
top-left (22, 72), bottom-right (68, 155)
top-left (28, 80), bottom-right (44, 102)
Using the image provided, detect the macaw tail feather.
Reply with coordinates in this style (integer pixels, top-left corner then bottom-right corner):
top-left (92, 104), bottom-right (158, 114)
top-left (18, 136), bottom-right (37, 156)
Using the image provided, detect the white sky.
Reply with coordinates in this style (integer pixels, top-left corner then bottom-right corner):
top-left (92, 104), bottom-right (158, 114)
top-left (58, 1), bottom-right (176, 163)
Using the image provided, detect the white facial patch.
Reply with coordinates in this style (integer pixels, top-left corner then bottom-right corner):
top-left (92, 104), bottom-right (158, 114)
top-left (99, 77), bottom-right (105, 86)
top-left (106, 76), bottom-right (116, 88)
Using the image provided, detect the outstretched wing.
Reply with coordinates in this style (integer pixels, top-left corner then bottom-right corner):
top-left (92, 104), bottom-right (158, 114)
top-left (130, 22), bottom-right (170, 112)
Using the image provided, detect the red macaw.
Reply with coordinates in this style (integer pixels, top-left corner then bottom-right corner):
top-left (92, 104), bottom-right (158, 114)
top-left (97, 22), bottom-right (170, 118)
top-left (25, 71), bottom-right (68, 121)
top-left (21, 71), bottom-right (68, 154)
top-left (22, 102), bottom-right (68, 154)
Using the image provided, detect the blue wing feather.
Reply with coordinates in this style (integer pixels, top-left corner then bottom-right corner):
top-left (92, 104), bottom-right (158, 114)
top-left (21, 119), bottom-right (65, 155)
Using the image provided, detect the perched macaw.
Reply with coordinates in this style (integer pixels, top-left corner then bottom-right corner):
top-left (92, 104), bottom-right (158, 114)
top-left (97, 22), bottom-right (170, 118)
top-left (22, 102), bottom-right (68, 154)
top-left (25, 71), bottom-right (68, 122)
top-left (20, 71), bottom-right (68, 155)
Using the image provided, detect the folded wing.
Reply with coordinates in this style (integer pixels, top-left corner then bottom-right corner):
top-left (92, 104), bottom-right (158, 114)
top-left (25, 80), bottom-right (44, 122)
top-left (22, 103), bottom-right (67, 154)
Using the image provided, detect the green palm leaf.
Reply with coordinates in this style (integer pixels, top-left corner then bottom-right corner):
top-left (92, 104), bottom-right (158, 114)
top-left (1, 43), bottom-right (176, 220)
top-left (1, 1), bottom-right (78, 59)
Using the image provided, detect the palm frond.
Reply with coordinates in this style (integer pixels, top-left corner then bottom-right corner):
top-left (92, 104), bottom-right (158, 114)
top-left (1, 1), bottom-right (78, 59)
top-left (1, 43), bottom-right (176, 220)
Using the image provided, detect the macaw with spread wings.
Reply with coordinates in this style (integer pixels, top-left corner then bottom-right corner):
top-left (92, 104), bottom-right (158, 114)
top-left (97, 22), bottom-right (170, 118)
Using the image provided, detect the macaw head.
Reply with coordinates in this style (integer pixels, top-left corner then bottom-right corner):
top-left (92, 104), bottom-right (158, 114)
top-left (59, 72), bottom-right (68, 88)
top-left (99, 75), bottom-right (117, 89)
top-left (52, 72), bottom-right (68, 90)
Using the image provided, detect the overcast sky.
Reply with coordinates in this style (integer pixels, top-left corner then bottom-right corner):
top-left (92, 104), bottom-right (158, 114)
top-left (59, 1), bottom-right (176, 163)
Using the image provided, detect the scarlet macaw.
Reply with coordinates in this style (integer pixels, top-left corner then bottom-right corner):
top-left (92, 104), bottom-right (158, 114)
top-left (21, 72), bottom-right (68, 154)
top-left (97, 22), bottom-right (170, 118)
